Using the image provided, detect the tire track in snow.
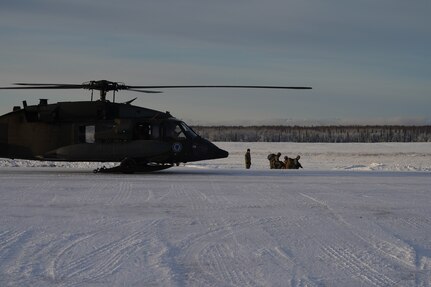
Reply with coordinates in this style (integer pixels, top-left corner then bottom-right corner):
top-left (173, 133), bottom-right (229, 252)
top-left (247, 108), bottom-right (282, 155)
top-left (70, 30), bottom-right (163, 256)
top-left (47, 232), bottom-right (97, 283)
top-left (370, 236), bottom-right (416, 269)
top-left (254, 213), bottom-right (324, 287)
top-left (199, 215), bottom-right (319, 287)
top-left (399, 216), bottom-right (431, 231)
top-left (51, 219), bottom-right (162, 285)
top-left (320, 244), bottom-right (397, 286)
top-left (46, 217), bottom-right (142, 282)
top-left (1, 230), bottom-right (59, 284)
top-left (198, 242), bottom-right (256, 287)
top-left (255, 246), bottom-right (319, 287)
top-left (185, 182), bottom-right (319, 286)
top-left (85, 181), bottom-right (112, 203)
top-left (144, 188), bottom-right (153, 202)
top-left (0, 230), bottom-right (31, 274)
top-left (170, 216), bottom-right (284, 286)
top-left (0, 230), bottom-right (27, 253)
top-left (300, 192), bottom-right (351, 226)
top-left (169, 182), bottom-right (210, 212)
top-left (1, 219), bottom-right (151, 286)
top-left (106, 181), bottom-right (132, 205)
top-left (299, 192), bottom-right (414, 286)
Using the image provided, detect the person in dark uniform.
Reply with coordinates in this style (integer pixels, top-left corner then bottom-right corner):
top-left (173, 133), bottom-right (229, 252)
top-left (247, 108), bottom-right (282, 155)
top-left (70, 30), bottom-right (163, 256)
top-left (245, 149), bottom-right (251, 169)
top-left (284, 155), bottom-right (303, 169)
top-left (283, 156), bottom-right (292, 169)
top-left (293, 155), bottom-right (303, 169)
top-left (267, 153), bottom-right (276, 169)
top-left (274, 152), bottom-right (284, 169)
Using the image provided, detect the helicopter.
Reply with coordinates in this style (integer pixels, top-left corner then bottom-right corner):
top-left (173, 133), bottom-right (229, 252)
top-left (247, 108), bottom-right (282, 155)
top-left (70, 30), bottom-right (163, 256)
top-left (0, 80), bottom-right (311, 173)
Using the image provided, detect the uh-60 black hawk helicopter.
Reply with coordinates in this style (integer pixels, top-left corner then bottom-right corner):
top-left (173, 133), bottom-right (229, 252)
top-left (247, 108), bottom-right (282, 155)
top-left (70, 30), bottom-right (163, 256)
top-left (0, 80), bottom-right (311, 173)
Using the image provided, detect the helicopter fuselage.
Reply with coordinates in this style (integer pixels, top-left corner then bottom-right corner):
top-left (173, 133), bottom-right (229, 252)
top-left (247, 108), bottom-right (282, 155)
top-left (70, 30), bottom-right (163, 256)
top-left (0, 100), bottom-right (228, 167)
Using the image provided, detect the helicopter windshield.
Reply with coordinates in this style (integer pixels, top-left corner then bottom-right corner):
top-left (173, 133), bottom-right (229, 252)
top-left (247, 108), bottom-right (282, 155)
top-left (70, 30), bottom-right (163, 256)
top-left (180, 122), bottom-right (199, 139)
top-left (164, 121), bottom-right (198, 140)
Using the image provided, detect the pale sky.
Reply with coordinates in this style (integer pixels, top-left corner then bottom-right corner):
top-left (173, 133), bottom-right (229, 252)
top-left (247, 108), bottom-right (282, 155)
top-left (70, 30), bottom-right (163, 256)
top-left (1, 0), bottom-right (430, 125)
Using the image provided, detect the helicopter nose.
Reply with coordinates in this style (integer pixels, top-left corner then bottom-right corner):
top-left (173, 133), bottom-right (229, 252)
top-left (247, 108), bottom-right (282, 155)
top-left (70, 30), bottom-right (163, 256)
top-left (208, 143), bottom-right (229, 159)
top-left (193, 140), bottom-right (229, 160)
top-left (215, 147), bottom-right (229, 159)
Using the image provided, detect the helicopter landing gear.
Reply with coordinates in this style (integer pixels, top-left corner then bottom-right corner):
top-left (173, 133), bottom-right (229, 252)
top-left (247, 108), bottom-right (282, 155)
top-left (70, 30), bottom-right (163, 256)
top-left (119, 157), bottom-right (138, 174)
top-left (93, 158), bottom-right (173, 174)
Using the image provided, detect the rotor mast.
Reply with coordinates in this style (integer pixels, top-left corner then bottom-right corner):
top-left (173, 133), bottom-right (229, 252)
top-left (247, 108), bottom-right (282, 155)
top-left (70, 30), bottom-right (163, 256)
top-left (84, 80), bottom-right (123, 102)
top-left (99, 90), bottom-right (107, 102)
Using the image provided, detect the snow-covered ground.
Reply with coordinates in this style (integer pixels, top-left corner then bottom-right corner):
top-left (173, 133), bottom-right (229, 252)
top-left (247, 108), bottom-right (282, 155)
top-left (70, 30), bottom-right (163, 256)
top-left (0, 143), bottom-right (430, 286)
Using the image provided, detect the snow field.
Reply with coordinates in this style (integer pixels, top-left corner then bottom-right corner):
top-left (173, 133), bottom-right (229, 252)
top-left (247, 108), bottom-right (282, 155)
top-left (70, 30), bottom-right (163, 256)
top-left (0, 142), bottom-right (430, 286)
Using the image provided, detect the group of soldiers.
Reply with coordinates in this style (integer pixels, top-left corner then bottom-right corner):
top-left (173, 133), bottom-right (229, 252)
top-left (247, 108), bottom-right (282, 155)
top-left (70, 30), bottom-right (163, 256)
top-left (267, 152), bottom-right (303, 169)
top-left (244, 149), bottom-right (303, 170)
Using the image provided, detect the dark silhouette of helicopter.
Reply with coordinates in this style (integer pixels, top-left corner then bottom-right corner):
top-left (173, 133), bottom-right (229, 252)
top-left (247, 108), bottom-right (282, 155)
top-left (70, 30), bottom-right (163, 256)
top-left (0, 80), bottom-right (311, 173)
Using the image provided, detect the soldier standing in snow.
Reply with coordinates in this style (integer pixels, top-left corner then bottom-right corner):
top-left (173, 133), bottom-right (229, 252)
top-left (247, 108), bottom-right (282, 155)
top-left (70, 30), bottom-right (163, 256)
top-left (245, 149), bottom-right (251, 169)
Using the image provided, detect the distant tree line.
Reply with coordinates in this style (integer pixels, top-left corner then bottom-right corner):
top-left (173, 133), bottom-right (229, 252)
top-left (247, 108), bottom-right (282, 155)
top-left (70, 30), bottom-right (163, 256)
top-left (191, 126), bottom-right (431, 142)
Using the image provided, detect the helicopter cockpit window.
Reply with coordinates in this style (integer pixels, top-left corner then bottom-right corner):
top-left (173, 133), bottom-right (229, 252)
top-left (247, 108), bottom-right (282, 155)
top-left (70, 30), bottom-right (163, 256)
top-left (163, 121), bottom-right (199, 140)
top-left (164, 122), bottom-right (187, 140)
top-left (180, 122), bottom-right (199, 139)
top-left (174, 125), bottom-right (187, 139)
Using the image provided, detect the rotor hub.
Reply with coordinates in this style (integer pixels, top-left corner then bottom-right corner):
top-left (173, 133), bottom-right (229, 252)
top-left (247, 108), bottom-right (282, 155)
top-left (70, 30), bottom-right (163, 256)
top-left (82, 80), bottom-right (126, 93)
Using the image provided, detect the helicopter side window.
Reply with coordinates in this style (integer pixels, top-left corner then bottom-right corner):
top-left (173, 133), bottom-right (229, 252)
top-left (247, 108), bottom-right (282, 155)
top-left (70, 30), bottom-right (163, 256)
top-left (85, 125), bottom-right (95, 143)
top-left (151, 124), bottom-right (160, 140)
top-left (79, 125), bottom-right (95, 143)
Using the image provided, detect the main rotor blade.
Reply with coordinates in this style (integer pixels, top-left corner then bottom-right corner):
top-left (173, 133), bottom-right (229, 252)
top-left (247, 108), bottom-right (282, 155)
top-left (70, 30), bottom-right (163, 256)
top-left (0, 85), bottom-right (84, 90)
top-left (0, 82), bottom-right (312, 92)
top-left (127, 89), bottom-right (163, 94)
top-left (126, 85), bottom-right (312, 90)
top-left (14, 83), bottom-right (82, 86)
